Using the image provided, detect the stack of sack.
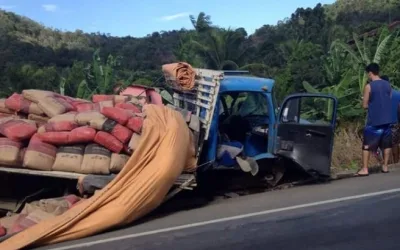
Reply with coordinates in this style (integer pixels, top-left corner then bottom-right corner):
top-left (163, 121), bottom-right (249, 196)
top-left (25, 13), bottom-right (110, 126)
top-left (0, 90), bottom-right (151, 175)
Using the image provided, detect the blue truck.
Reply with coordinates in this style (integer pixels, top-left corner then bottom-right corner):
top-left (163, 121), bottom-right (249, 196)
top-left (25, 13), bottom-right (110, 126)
top-left (164, 68), bottom-right (338, 198)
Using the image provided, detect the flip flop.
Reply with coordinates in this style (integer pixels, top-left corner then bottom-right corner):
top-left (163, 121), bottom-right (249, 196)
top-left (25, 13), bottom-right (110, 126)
top-left (381, 170), bottom-right (390, 173)
top-left (354, 171), bottom-right (369, 177)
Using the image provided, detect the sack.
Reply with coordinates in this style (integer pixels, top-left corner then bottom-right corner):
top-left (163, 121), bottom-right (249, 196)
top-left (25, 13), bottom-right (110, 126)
top-left (128, 133), bottom-right (141, 152)
top-left (68, 127), bottom-right (96, 144)
top-left (10, 210), bottom-right (56, 234)
top-left (93, 95), bottom-right (132, 104)
top-left (101, 119), bottom-right (132, 144)
top-left (88, 117), bottom-right (107, 130)
top-left (109, 123), bottom-right (132, 144)
top-left (94, 131), bottom-right (123, 153)
top-left (21, 195), bottom-right (81, 216)
top-left (38, 132), bottom-right (70, 145)
top-left (76, 101), bottom-right (113, 112)
top-left (70, 99), bottom-right (91, 110)
top-left (38, 121), bottom-right (78, 134)
top-left (48, 112), bottom-right (77, 123)
top-left (23, 136), bottom-right (57, 171)
top-left (0, 99), bottom-right (13, 114)
top-left (114, 95), bottom-right (131, 103)
top-left (115, 102), bottom-right (141, 113)
top-left (0, 113), bottom-right (15, 119)
top-left (0, 138), bottom-right (23, 166)
top-left (101, 107), bottom-right (130, 125)
top-left (5, 93), bottom-right (44, 115)
top-left (75, 111), bottom-right (105, 126)
top-left (0, 119), bottom-right (37, 141)
top-left (80, 144), bottom-right (111, 174)
top-left (109, 153), bottom-right (130, 173)
top-left (52, 145), bottom-right (85, 173)
top-left (22, 90), bottom-right (54, 103)
top-left (38, 96), bottom-right (74, 117)
top-left (28, 114), bottom-right (50, 127)
top-left (126, 117), bottom-right (143, 134)
top-left (92, 95), bottom-right (114, 103)
top-left (96, 100), bottom-right (114, 111)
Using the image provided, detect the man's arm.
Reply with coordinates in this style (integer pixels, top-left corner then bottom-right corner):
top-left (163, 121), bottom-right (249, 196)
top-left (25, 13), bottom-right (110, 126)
top-left (363, 84), bottom-right (371, 109)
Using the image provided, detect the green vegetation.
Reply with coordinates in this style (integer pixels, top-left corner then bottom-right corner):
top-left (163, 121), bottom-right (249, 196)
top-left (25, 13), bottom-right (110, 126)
top-left (1, 0), bottom-right (400, 125)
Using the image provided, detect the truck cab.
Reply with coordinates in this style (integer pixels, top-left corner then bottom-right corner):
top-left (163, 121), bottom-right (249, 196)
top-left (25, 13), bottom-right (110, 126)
top-left (166, 69), bottom-right (338, 191)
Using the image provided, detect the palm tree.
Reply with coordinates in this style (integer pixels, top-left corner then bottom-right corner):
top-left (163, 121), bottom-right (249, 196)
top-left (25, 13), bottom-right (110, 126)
top-left (189, 12), bottom-right (212, 33)
top-left (191, 28), bottom-right (249, 70)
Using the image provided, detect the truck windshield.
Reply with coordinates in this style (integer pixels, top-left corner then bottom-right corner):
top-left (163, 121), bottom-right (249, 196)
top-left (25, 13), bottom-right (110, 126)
top-left (222, 92), bottom-right (268, 117)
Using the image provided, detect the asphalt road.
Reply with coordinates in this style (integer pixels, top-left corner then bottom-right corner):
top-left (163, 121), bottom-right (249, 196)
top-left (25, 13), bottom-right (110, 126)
top-left (37, 170), bottom-right (400, 250)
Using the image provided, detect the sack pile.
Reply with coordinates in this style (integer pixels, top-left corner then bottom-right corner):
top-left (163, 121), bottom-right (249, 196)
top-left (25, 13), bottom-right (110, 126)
top-left (0, 90), bottom-right (149, 175)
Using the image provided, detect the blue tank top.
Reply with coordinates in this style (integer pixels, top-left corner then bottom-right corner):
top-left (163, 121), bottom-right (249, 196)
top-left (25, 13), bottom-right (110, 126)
top-left (367, 80), bottom-right (392, 126)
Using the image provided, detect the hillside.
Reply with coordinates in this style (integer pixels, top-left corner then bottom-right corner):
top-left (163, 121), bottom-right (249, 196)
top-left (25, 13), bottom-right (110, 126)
top-left (0, 0), bottom-right (399, 98)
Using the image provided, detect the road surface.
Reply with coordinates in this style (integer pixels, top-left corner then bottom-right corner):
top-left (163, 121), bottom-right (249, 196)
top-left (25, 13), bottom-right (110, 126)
top-left (37, 170), bottom-right (400, 250)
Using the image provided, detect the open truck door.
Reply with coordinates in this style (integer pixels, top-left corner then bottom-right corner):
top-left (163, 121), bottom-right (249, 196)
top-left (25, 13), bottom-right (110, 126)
top-left (275, 94), bottom-right (338, 177)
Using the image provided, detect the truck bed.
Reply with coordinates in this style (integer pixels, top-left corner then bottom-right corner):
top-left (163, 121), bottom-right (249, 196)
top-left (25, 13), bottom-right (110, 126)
top-left (0, 166), bottom-right (196, 189)
top-left (0, 68), bottom-right (221, 204)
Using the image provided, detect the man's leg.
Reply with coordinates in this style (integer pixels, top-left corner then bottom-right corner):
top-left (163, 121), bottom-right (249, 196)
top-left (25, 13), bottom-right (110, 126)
top-left (360, 149), bottom-right (370, 175)
top-left (391, 125), bottom-right (400, 163)
top-left (391, 144), bottom-right (399, 163)
top-left (358, 126), bottom-right (379, 175)
top-left (383, 148), bottom-right (391, 171)
top-left (381, 125), bottom-right (393, 172)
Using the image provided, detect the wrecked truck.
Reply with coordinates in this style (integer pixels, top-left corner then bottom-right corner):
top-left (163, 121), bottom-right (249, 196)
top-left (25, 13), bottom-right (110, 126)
top-left (163, 68), bottom-right (338, 199)
top-left (0, 68), bottom-right (338, 213)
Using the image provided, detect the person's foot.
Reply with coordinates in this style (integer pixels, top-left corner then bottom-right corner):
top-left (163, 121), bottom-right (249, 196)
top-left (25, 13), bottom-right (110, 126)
top-left (355, 168), bottom-right (369, 176)
top-left (382, 165), bottom-right (389, 173)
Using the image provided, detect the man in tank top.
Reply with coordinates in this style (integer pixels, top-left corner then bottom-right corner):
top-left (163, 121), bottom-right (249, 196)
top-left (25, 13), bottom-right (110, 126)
top-left (356, 63), bottom-right (392, 176)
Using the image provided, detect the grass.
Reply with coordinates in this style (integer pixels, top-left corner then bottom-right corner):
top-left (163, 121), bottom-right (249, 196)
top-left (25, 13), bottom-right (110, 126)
top-left (331, 124), bottom-right (380, 173)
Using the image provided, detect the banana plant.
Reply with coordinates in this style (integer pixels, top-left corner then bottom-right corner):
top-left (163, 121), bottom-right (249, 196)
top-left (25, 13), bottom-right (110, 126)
top-left (332, 27), bottom-right (392, 95)
top-left (302, 69), bottom-right (360, 120)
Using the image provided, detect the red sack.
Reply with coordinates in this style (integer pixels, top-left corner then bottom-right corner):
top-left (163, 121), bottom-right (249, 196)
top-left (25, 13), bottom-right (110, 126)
top-left (0, 119), bottom-right (37, 141)
top-left (76, 101), bottom-right (113, 112)
top-left (68, 126), bottom-right (96, 144)
top-left (126, 117), bottom-right (143, 133)
top-left (92, 95), bottom-right (114, 103)
top-left (76, 103), bottom-right (95, 112)
top-left (39, 121), bottom-right (78, 133)
top-left (0, 98), bottom-right (13, 114)
top-left (101, 107), bottom-right (130, 125)
top-left (100, 119), bottom-right (132, 143)
top-left (0, 113), bottom-right (14, 119)
top-left (110, 124), bottom-right (132, 144)
top-left (5, 93), bottom-right (44, 115)
top-left (38, 132), bottom-right (70, 145)
top-left (0, 226), bottom-right (5, 237)
top-left (5, 93), bottom-right (30, 113)
top-left (115, 102), bottom-right (141, 113)
top-left (94, 131), bottom-right (123, 153)
top-left (70, 99), bottom-right (91, 109)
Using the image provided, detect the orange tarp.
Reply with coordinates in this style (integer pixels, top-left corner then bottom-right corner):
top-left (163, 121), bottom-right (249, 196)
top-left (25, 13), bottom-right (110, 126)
top-left (162, 62), bottom-right (196, 90)
top-left (0, 104), bottom-right (196, 250)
